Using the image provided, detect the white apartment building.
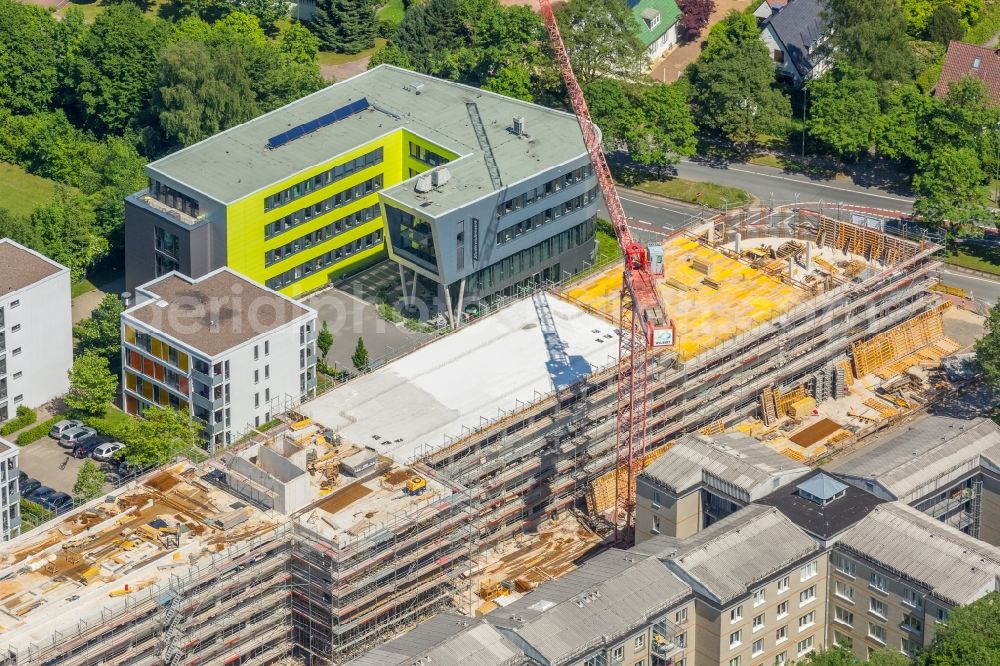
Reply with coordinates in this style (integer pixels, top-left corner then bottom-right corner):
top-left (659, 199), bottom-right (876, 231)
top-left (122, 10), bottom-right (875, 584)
top-left (0, 437), bottom-right (19, 541)
top-left (0, 239), bottom-right (72, 421)
top-left (121, 268), bottom-right (317, 451)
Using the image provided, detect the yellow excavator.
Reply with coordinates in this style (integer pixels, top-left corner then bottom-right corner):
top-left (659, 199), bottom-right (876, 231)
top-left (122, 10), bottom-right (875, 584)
top-left (403, 477), bottom-right (427, 496)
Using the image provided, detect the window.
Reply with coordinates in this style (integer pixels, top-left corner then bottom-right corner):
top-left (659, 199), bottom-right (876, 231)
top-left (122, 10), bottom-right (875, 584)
top-left (730, 630), bottom-right (742, 649)
top-left (800, 561), bottom-right (818, 582)
top-left (775, 626), bottom-right (787, 644)
top-left (675, 608), bottom-right (688, 624)
top-left (835, 606), bottom-right (854, 627)
top-left (9, 300), bottom-right (18, 308)
top-left (752, 639), bottom-right (764, 657)
top-left (653, 515), bottom-right (661, 534)
top-left (753, 613), bottom-right (765, 632)
top-left (10, 324), bottom-right (18, 333)
top-left (777, 576), bottom-right (789, 593)
top-left (731, 605), bottom-right (743, 623)
top-left (796, 636), bottom-right (814, 656)
top-left (868, 622), bottom-right (886, 644)
top-left (634, 661), bottom-right (644, 666)
top-left (870, 597), bottom-right (887, 619)
top-left (937, 608), bottom-right (949, 623)
top-left (265, 340), bottom-right (270, 356)
top-left (634, 635), bottom-right (644, 650)
top-left (835, 555), bottom-right (856, 577)
top-left (833, 631), bottom-right (852, 649)
top-left (254, 345), bottom-right (259, 361)
top-left (776, 601), bottom-right (789, 619)
top-left (12, 372), bottom-right (20, 380)
top-left (799, 586), bottom-right (815, 606)
top-left (254, 369), bottom-right (259, 384)
top-left (11, 348), bottom-right (20, 356)
top-left (901, 637), bottom-right (918, 656)
top-left (653, 490), bottom-right (661, 506)
top-left (264, 365), bottom-right (270, 379)
top-left (902, 586), bottom-right (923, 609)
top-left (901, 614), bottom-right (923, 634)
top-left (729, 658), bottom-right (740, 666)
top-left (798, 612), bottom-right (815, 630)
top-left (775, 652), bottom-right (787, 665)
top-left (264, 148), bottom-right (384, 213)
top-left (835, 581), bottom-right (855, 603)
top-left (870, 572), bottom-right (888, 593)
top-left (753, 588), bottom-right (766, 607)
top-left (677, 632), bottom-right (687, 648)
top-left (254, 393), bottom-right (260, 408)
top-left (613, 645), bottom-right (624, 661)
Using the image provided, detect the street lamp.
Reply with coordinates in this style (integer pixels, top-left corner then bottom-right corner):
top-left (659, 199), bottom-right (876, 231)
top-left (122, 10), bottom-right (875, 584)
top-left (802, 86), bottom-right (809, 158)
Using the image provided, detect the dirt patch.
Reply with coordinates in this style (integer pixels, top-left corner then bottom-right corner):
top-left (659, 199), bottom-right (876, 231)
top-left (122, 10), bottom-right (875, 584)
top-left (145, 471), bottom-right (180, 493)
top-left (319, 483), bottom-right (372, 515)
top-left (384, 469), bottom-right (412, 486)
top-left (790, 418), bottom-right (842, 447)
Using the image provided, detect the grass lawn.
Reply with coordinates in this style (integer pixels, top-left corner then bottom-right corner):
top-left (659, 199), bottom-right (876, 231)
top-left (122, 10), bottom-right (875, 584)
top-left (942, 244), bottom-right (1000, 277)
top-left (0, 161), bottom-right (59, 217)
top-left (84, 406), bottom-right (134, 438)
top-left (72, 278), bottom-right (97, 299)
top-left (596, 229), bottom-right (622, 266)
top-left (318, 38), bottom-right (387, 66)
top-left (632, 177), bottom-right (750, 209)
top-left (58, 0), bottom-right (105, 22)
top-left (377, 0), bottom-right (404, 22)
top-left (746, 153), bottom-right (842, 179)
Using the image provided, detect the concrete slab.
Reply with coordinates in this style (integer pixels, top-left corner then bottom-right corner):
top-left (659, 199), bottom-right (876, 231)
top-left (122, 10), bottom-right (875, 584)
top-left (298, 293), bottom-right (619, 462)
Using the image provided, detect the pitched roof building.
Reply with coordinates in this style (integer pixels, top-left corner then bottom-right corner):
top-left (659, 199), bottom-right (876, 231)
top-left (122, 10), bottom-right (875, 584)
top-left (758, 0), bottom-right (830, 85)
top-left (629, 0), bottom-right (682, 62)
top-left (935, 40), bottom-right (1000, 102)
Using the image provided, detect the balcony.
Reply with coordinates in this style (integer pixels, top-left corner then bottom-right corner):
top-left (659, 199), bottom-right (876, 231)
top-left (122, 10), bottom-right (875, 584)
top-left (192, 391), bottom-right (225, 412)
top-left (652, 618), bottom-right (684, 665)
top-left (191, 367), bottom-right (224, 387)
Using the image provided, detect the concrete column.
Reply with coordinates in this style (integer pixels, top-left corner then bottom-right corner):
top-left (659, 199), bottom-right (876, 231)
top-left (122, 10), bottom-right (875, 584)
top-left (707, 223), bottom-right (714, 244)
top-left (805, 241), bottom-right (813, 271)
top-left (454, 278), bottom-right (467, 330)
top-left (734, 232), bottom-right (742, 253)
top-left (788, 256), bottom-right (795, 280)
top-left (398, 263), bottom-right (409, 308)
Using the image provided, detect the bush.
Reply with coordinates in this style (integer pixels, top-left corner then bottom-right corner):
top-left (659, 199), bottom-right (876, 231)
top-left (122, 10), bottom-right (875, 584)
top-left (0, 405), bottom-right (37, 436)
top-left (16, 414), bottom-right (63, 446)
top-left (20, 498), bottom-right (54, 530)
top-left (377, 17), bottom-right (398, 39)
top-left (376, 302), bottom-right (404, 323)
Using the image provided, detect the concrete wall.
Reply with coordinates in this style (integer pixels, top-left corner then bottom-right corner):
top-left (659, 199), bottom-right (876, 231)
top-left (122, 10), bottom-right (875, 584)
top-left (979, 475), bottom-right (1000, 546)
top-left (256, 445), bottom-right (311, 514)
top-left (0, 440), bottom-right (19, 541)
top-left (124, 195), bottom-right (219, 291)
top-left (0, 264), bottom-right (71, 412)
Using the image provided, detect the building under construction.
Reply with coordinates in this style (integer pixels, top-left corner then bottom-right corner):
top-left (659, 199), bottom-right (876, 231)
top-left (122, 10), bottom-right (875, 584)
top-left (0, 209), bottom-right (957, 665)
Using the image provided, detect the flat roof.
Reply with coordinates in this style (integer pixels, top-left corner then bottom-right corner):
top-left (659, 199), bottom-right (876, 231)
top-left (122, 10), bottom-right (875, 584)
top-left (756, 470), bottom-right (887, 540)
top-left (0, 239), bottom-right (65, 297)
top-left (0, 463), bottom-right (282, 654)
top-left (640, 432), bottom-right (810, 501)
top-left (125, 268), bottom-right (313, 357)
top-left (297, 293), bottom-right (618, 462)
top-left (148, 65), bottom-right (588, 213)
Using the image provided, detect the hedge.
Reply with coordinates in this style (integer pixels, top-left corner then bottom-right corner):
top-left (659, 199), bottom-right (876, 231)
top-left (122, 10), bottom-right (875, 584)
top-left (16, 414), bottom-right (64, 446)
top-left (0, 405), bottom-right (36, 436)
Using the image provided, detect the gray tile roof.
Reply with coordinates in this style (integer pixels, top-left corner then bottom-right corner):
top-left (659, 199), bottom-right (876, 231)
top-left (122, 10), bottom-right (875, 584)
top-left (489, 550), bottom-right (691, 665)
top-left (148, 65), bottom-right (588, 214)
top-left (653, 504), bottom-right (822, 605)
top-left (796, 473), bottom-right (848, 501)
top-left (765, 0), bottom-right (825, 77)
top-left (837, 502), bottom-right (1000, 606)
top-left (344, 613), bottom-right (531, 666)
top-left (830, 416), bottom-right (1000, 503)
top-left (640, 432), bottom-right (810, 502)
top-left (0, 238), bottom-right (65, 297)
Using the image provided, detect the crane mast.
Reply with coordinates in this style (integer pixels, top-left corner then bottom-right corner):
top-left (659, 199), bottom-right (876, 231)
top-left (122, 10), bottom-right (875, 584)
top-left (538, 0), bottom-right (675, 547)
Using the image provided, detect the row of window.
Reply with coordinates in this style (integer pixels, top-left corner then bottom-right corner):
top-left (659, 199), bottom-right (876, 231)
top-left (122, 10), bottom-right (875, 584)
top-left (263, 147), bottom-right (384, 212)
top-left (124, 326), bottom-right (192, 372)
top-left (496, 187), bottom-right (599, 245)
top-left (467, 217), bottom-right (596, 295)
top-left (150, 180), bottom-right (200, 218)
top-left (496, 165), bottom-right (594, 218)
top-left (266, 230), bottom-right (383, 290)
top-left (834, 554), bottom-right (925, 609)
top-left (265, 204), bottom-right (380, 267)
top-left (408, 142), bottom-right (449, 167)
top-left (264, 176), bottom-right (383, 241)
top-left (732, 560), bottom-right (818, 624)
top-left (125, 348), bottom-right (190, 395)
top-left (727, 635), bottom-right (812, 666)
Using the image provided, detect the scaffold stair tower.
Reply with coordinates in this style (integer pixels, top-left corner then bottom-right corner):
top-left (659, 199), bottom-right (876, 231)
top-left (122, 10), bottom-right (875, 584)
top-left (539, 0), bottom-right (675, 547)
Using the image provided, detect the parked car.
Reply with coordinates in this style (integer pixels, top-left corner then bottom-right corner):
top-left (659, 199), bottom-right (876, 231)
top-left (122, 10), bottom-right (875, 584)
top-left (20, 478), bottom-right (41, 495)
top-left (27, 486), bottom-right (56, 503)
top-left (91, 441), bottom-right (124, 462)
top-left (18, 470), bottom-right (27, 485)
top-left (59, 426), bottom-right (97, 448)
top-left (49, 419), bottom-right (83, 439)
top-left (40, 492), bottom-right (73, 514)
top-left (103, 459), bottom-right (152, 485)
top-left (73, 438), bottom-right (103, 459)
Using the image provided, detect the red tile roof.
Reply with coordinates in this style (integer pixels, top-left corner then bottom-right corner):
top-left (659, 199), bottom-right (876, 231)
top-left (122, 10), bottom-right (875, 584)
top-left (935, 41), bottom-right (1000, 103)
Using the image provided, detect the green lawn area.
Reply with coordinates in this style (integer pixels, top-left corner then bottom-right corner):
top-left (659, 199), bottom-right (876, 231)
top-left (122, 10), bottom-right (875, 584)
top-left (83, 406), bottom-right (135, 439)
top-left (632, 177), bottom-right (750, 209)
top-left (942, 244), bottom-right (1000, 277)
top-left (72, 278), bottom-right (97, 299)
top-left (58, 0), bottom-right (105, 22)
top-left (318, 38), bottom-right (387, 66)
top-left (377, 0), bottom-right (404, 22)
top-left (0, 161), bottom-right (59, 217)
top-left (746, 153), bottom-right (842, 179)
top-left (596, 229), bottom-right (622, 266)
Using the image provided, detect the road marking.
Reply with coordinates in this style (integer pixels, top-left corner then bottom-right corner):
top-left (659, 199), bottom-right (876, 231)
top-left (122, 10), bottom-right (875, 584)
top-left (940, 269), bottom-right (1000, 285)
top-left (679, 161), bottom-right (915, 204)
top-left (619, 195), bottom-right (696, 217)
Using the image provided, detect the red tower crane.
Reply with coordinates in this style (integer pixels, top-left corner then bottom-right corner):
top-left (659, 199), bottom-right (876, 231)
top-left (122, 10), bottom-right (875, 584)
top-left (537, 0), bottom-right (676, 547)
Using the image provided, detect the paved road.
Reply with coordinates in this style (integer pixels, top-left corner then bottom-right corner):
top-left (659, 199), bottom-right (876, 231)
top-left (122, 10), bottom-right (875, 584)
top-left (936, 268), bottom-right (1000, 308)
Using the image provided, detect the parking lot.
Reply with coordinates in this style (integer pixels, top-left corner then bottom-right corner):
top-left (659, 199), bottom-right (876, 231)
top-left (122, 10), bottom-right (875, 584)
top-left (18, 436), bottom-right (88, 495)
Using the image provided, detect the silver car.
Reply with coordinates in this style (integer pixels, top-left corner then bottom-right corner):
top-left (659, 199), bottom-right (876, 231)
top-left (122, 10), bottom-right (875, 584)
top-left (59, 426), bottom-right (97, 448)
top-left (49, 419), bottom-right (83, 440)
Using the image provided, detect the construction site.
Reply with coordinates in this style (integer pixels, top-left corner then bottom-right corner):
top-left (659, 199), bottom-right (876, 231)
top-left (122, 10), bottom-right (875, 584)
top-left (0, 207), bottom-right (982, 666)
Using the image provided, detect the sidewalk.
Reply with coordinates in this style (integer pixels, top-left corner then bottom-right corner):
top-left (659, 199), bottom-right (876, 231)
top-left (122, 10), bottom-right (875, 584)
top-left (650, 0), bottom-right (757, 83)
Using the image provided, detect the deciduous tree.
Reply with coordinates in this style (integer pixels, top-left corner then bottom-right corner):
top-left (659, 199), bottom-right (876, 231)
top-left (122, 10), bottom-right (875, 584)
top-left (0, 0), bottom-right (60, 114)
top-left (913, 145), bottom-right (992, 237)
top-left (352, 337), bottom-right (370, 372)
top-left (120, 406), bottom-right (202, 467)
top-left (554, 0), bottom-right (648, 84)
top-left (926, 4), bottom-right (964, 46)
top-left (317, 321), bottom-right (334, 359)
top-left (807, 70), bottom-right (880, 160)
top-left (917, 592), bottom-right (1000, 665)
top-left (67, 353), bottom-right (118, 416)
top-left (677, 0), bottom-right (715, 41)
top-left (75, 294), bottom-right (126, 367)
top-left (624, 82), bottom-right (697, 176)
top-left (73, 461), bottom-right (106, 502)
top-left (821, 0), bottom-right (915, 82)
top-left (583, 79), bottom-right (635, 150)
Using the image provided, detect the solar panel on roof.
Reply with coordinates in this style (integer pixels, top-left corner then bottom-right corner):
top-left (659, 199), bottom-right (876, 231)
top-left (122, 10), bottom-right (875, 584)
top-left (267, 97), bottom-right (371, 149)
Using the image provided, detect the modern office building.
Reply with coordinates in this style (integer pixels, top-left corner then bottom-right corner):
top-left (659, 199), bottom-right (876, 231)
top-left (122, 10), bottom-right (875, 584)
top-left (0, 239), bottom-right (72, 421)
top-left (125, 65), bottom-right (599, 323)
top-left (120, 268), bottom-right (317, 449)
top-left (0, 436), bottom-right (19, 541)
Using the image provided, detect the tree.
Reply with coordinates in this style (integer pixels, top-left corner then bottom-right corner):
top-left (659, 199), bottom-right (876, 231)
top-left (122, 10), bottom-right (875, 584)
top-left (66, 353), bottom-right (118, 416)
top-left (352, 336), bottom-right (370, 371)
top-left (388, 0), bottom-right (464, 73)
top-left (62, 5), bottom-right (170, 137)
top-left (807, 70), bottom-right (881, 160)
top-left (317, 321), bottom-right (334, 359)
top-left (677, 0), bottom-right (715, 41)
top-left (875, 84), bottom-right (934, 164)
top-left (233, 0), bottom-right (288, 31)
top-left (121, 405), bottom-right (202, 467)
top-left (913, 145), bottom-right (993, 238)
top-left (688, 11), bottom-right (791, 149)
top-left (280, 22), bottom-right (321, 64)
top-left (822, 0), bottom-right (915, 82)
top-left (926, 4), bottom-right (964, 46)
top-left (797, 646), bottom-right (910, 666)
top-left (0, 0), bottom-right (60, 114)
top-left (867, 650), bottom-right (911, 666)
top-left (902, 0), bottom-right (982, 36)
top-left (584, 79), bottom-right (635, 150)
top-left (482, 64), bottom-right (535, 102)
top-left (73, 460), bottom-right (106, 502)
top-left (31, 187), bottom-right (107, 283)
top-left (918, 592), bottom-right (1000, 665)
top-left (554, 0), bottom-right (648, 84)
top-left (624, 82), bottom-right (697, 176)
top-left (309, 0), bottom-right (377, 54)
top-left (153, 40), bottom-right (260, 151)
top-left (75, 293), bottom-right (126, 367)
